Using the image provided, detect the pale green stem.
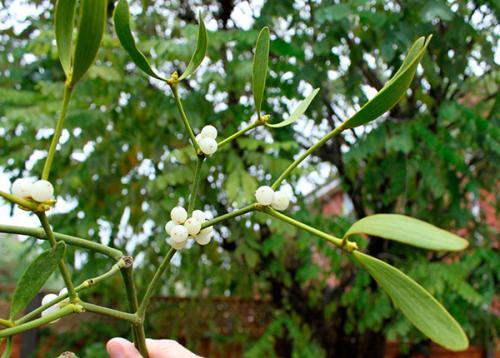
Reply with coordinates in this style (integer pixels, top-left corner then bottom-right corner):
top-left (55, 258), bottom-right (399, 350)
top-left (272, 124), bottom-right (345, 190)
top-left (15, 260), bottom-right (126, 325)
top-left (0, 304), bottom-right (79, 338)
top-left (138, 248), bottom-right (176, 318)
top-left (0, 320), bottom-right (12, 328)
top-left (1, 337), bottom-right (12, 358)
top-left (262, 207), bottom-right (358, 251)
top-left (0, 224), bottom-right (123, 260)
top-left (201, 204), bottom-right (257, 229)
top-left (188, 156), bottom-right (204, 215)
top-left (120, 266), bottom-right (148, 357)
top-left (217, 121), bottom-right (260, 148)
top-left (0, 191), bottom-right (38, 211)
top-left (170, 83), bottom-right (201, 153)
top-left (37, 213), bottom-right (78, 302)
top-left (79, 302), bottom-right (141, 325)
top-left (42, 84), bottom-right (74, 180)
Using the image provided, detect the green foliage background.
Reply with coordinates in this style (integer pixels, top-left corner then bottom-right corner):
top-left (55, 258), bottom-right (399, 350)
top-left (0, 0), bottom-right (498, 356)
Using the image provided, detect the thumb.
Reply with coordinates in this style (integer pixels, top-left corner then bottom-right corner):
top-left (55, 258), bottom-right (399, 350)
top-left (106, 338), bottom-right (142, 358)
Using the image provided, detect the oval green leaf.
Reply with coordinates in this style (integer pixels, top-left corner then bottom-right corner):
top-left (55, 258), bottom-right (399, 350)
top-left (266, 88), bottom-right (320, 128)
top-left (340, 35), bottom-right (432, 130)
top-left (353, 251), bottom-right (468, 351)
top-left (70, 0), bottom-right (107, 85)
top-left (9, 242), bottom-right (66, 319)
top-left (178, 12), bottom-right (208, 81)
top-left (344, 214), bottom-right (468, 251)
top-left (252, 27), bottom-right (270, 117)
top-left (113, 0), bottom-right (165, 80)
top-left (54, 0), bottom-right (77, 76)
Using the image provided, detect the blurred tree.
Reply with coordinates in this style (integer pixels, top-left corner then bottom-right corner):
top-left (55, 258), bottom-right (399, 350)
top-left (0, 0), bottom-right (498, 356)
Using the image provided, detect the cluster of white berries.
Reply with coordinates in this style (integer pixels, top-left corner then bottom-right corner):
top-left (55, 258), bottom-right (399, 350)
top-left (196, 125), bottom-right (218, 156)
top-left (165, 206), bottom-right (213, 250)
top-left (41, 288), bottom-right (69, 322)
top-left (11, 178), bottom-right (55, 202)
top-left (255, 186), bottom-right (291, 211)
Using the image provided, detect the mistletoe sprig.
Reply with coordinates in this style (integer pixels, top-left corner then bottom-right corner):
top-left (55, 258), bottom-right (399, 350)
top-left (0, 1), bottom-right (469, 356)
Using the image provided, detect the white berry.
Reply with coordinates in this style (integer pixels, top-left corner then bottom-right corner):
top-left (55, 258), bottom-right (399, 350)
top-left (184, 217), bottom-right (201, 236)
top-left (170, 206), bottom-right (187, 224)
top-left (30, 180), bottom-right (54, 202)
top-left (191, 210), bottom-right (206, 223)
top-left (41, 293), bottom-right (60, 319)
top-left (170, 224), bottom-right (188, 243)
top-left (201, 125), bottom-right (217, 139)
top-left (59, 287), bottom-right (69, 303)
top-left (195, 133), bottom-right (204, 144)
top-left (164, 220), bottom-right (175, 235)
top-left (168, 237), bottom-right (187, 250)
top-left (195, 226), bottom-right (213, 245)
top-left (255, 186), bottom-right (274, 206)
top-left (199, 137), bottom-right (218, 155)
top-left (271, 190), bottom-right (290, 211)
top-left (11, 178), bottom-right (34, 198)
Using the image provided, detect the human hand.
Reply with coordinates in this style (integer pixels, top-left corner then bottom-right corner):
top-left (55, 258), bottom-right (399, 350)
top-left (107, 337), bottom-right (201, 358)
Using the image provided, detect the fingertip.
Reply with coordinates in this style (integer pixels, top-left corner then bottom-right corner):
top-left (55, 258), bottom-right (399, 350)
top-left (107, 337), bottom-right (140, 358)
top-left (145, 339), bottom-right (200, 358)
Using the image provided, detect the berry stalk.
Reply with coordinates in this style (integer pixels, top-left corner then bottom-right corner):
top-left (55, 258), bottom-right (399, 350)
top-left (188, 156), bottom-right (204, 214)
top-left (217, 120), bottom-right (260, 148)
top-left (42, 83), bottom-right (74, 181)
top-left (169, 80), bottom-right (201, 153)
top-left (262, 207), bottom-right (358, 252)
top-left (271, 124), bottom-right (345, 190)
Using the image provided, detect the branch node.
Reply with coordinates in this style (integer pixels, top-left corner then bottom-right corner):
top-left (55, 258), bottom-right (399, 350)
top-left (122, 256), bottom-right (134, 268)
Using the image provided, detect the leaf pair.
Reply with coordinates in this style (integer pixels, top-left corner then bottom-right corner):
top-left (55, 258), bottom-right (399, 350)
top-left (113, 0), bottom-right (207, 82)
top-left (339, 35), bottom-right (432, 130)
top-left (9, 242), bottom-right (66, 320)
top-left (344, 215), bottom-right (468, 350)
top-left (55, 0), bottom-right (107, 86)
top-left (344, 214), bottom-right (468, 251)
top-left (353, 251), bottom-right (468, 351)
top-left (252, 27), bottom-right (319, 127)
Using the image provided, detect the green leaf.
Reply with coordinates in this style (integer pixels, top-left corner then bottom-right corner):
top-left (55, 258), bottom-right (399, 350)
top-left (266, 88), bottom-right (320, 128)
top-left (344, 214), bottom-right (468, 251)
top-left (252, 27), bottom-right (270, 117)
top-left (178, 12), bottom-right (208, 81)
top-left (71, 0), bottom-right (107, 85)
top-left (340, 36), bottom-right (432, 130)
top-left (113, 0), bottom-right (165, 80)
top-left (10, 242), bottom-right (66, 319)
top-left (54, 0), bottom-right (77, 76)
top-left (353, 251), bottom-right (468, 351)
